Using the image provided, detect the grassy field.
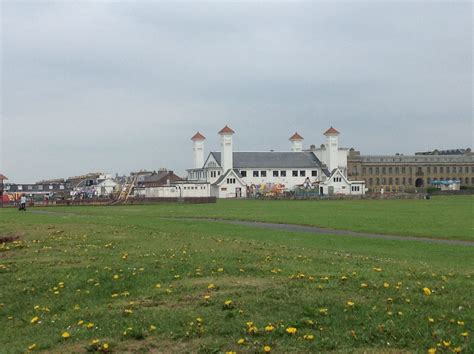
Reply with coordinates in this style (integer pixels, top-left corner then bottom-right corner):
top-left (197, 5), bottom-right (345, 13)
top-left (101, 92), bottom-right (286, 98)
top-left (47, 195), bottom-right (473, 240)
top-left (0, 197), bottom-right (473, 353)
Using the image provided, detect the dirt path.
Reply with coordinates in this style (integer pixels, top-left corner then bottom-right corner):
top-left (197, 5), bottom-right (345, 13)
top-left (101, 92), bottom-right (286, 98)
top-left (170, 217), bottom-right (474, 247)
top-left (29, 210), bottom-right (473, 247)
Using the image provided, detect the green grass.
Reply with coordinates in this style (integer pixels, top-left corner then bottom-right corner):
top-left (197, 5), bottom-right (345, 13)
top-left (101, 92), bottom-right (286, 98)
top-left (45, 195), bottom-right (473, 240)
top-left (0, 198), bottom-right (473, 353)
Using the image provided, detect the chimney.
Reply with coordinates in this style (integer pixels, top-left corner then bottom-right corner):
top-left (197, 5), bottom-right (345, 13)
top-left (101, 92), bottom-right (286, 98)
top-left (191, 132), bottom-right (206, 169)
top-left (218, 125), bottom-right (235, 171)
top-left (289, 132), bottom-right (304, 152)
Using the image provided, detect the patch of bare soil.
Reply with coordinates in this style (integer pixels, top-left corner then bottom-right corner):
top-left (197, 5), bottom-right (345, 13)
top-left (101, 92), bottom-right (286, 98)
top-left (0, 235), bottom-right (20, 243)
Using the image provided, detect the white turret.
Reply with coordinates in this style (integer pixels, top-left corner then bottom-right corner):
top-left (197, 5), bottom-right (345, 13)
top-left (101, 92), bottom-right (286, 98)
top-left (219, 125), bottom-right (235, 172)
top-left (191, 132), bottom-right (206, 169)
top-left (289, 132), bottom-right (304, 152)
top-left (323, 126), bottom-right (340, 172)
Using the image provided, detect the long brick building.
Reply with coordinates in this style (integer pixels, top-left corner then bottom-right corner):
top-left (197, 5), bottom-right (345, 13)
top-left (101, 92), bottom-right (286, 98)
top-left (347, 148), bottom-right (474, 193)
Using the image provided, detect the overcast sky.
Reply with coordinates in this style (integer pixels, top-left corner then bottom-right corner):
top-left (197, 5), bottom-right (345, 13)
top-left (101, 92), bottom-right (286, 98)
top-left (1, 1), bottom-right (472, 183)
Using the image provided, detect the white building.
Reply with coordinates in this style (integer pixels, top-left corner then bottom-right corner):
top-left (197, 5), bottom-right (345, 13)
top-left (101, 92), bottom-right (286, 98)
top-left (186, 126), bottom-right (365, 198)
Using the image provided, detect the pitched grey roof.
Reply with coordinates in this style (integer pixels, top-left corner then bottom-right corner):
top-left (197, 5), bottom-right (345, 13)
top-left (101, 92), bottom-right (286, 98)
top-left (210, 152), bottom-right (323, 169)
top-left (212, 169), bottom-right (243, 185)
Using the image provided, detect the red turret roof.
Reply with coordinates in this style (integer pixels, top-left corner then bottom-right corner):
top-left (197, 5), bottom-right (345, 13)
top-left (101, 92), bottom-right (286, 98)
top-left (218, 125), bottom-right (235, 134)
top-left (191, 132), bottom-right (206, 141)
top-left (289, 132), bottom-right (304, 141)
top-left (323, 126), bottom-right (340, 135)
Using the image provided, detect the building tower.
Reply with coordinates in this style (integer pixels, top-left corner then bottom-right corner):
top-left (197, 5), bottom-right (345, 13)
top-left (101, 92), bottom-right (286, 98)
top-left (191, 132), bottom-right (206, 169)
top-left (289, 132), bottom-right (304, 152)
top-left (219, 125), bottom-right (235, 172)
top-left (324, 126), bottom-right (340, 172)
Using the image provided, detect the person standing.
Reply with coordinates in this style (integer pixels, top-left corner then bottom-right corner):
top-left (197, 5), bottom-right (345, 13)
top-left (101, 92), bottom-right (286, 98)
top-left (19, 194), bottom-right (26, 211)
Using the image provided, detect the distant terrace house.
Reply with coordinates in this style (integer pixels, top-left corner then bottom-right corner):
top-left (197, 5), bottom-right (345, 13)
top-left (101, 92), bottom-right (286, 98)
top-left (3, 181), bottom-right (69, 203)
top-left (183, 125), bottom-right (365, 198)
top-left (134, 170), bottom-right (186, 198)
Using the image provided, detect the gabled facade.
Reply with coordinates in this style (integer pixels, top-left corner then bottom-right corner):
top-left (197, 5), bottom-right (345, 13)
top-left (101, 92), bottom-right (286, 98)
top-left (186, 126), bottom-right (365, 198)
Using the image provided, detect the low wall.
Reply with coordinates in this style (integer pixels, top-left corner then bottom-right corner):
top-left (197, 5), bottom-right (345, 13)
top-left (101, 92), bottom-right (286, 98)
top-left (53, 196), bottom-right (216, 206)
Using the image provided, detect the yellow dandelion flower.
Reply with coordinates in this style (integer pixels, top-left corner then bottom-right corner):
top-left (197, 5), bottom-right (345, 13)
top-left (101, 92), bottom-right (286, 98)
top-left (383, 282), bottom-right (390, 288)
top-left (237, 338), bottom-right (245, 345)
top-left (453, 347), bottom-right (462, 353)
top-left (373, 267), bottom-right (382, 272)
top-left (423, 287), bottom-right (432, 296)
top-left (61, 331), bottom-right (70, 339)
top-left (149, 325), bottom-right (157, 331)
top-left (457, 321), bottom-right (465, 326)
top-left (265, 325), bottom-right (274, 332)
top-left (428, 348), bottom-right (436, 354)
top-left (319, 308), bottom-right (328, 315)
top-left (113, 274), bottom-right (120, 280)
top-left (30, 316), bottom-right (39, 324)
top-left (286, 327), bottom-right (297, 334)
top-left (461, 331), bottom-right (468, 337)
top-left (217, 268), bottom-right (224, 272)
top-left (28, 343), bottom-right (37, 351)
top-left (91, 339), bottom-right (100, 345)
top-left (442, 340), bottom-right (451, 347)
top-left (207, 283), bottom-right (215, 289)
top-left (428, 317), bottom-right (435, 323)
top-left (102, 343), bottom-right (109, 350)
top-left (264, 345), bottom-right (271, 352)
top-left (361, 283), bottom-right (368, 288)
top-left (303, 334), bottom-right (314, 341)
top-left (86, 322), bottom-right (94, 329)
top-left (155, 283), bottom-right (161, 288)
top-left (247, 326), bottom-right (258, 334)
top-left (347, 301), bottom-right (355, 307)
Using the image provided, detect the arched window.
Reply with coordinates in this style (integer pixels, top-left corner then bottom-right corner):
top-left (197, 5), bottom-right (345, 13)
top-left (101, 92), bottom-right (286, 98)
top-left (388, 177), bottom-right (393, 185)
top-left (395, 177), bottom-right (399, 185)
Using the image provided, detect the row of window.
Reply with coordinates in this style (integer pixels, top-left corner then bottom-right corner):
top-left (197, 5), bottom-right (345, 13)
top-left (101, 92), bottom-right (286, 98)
top-left (351, 186), bottom-right (361, 192)
top-left (355, 165), bottom-right (473, 175)
top-left (240, 170), bottom-right (318, 178)
top-left (5, 185), bottom-right (64, 191)
top-left (182, 186), bottom-right (207, 190)
top-left (333, 177), bottom-right (342, 182)
top-left (365, 177), bottom-right (474, 186)
top-left (226, 178), bottom-right (236, 184)
top-left (210, 171), bottom-right (221, 178)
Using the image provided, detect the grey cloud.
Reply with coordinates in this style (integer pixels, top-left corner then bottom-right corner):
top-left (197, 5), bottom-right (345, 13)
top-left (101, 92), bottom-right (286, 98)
top-left (1, 1), bottom-right (471, 182)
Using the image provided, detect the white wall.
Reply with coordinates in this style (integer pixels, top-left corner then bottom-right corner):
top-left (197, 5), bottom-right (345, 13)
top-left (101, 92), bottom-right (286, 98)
top-left (239, 168), bottom-right (321, 190)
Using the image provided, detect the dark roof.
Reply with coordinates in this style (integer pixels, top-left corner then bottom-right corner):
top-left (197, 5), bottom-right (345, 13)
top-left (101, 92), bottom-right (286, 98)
top-left (218, 125), bottom-right (235, 134)
top-left (212, 169), bottom-right (243, 185)
top-left (210, 151), bottom-right (323, 169)
top-left (289, 132), bottom-right (304, 141)
top-left (0, 174), bottom-right (7, 180)
top-left (323, 126), bottom-right (340, 135)
top-left (141, 171), bottom-right (182, 186)
top-left (191, 132), bottom-right (206, 141)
